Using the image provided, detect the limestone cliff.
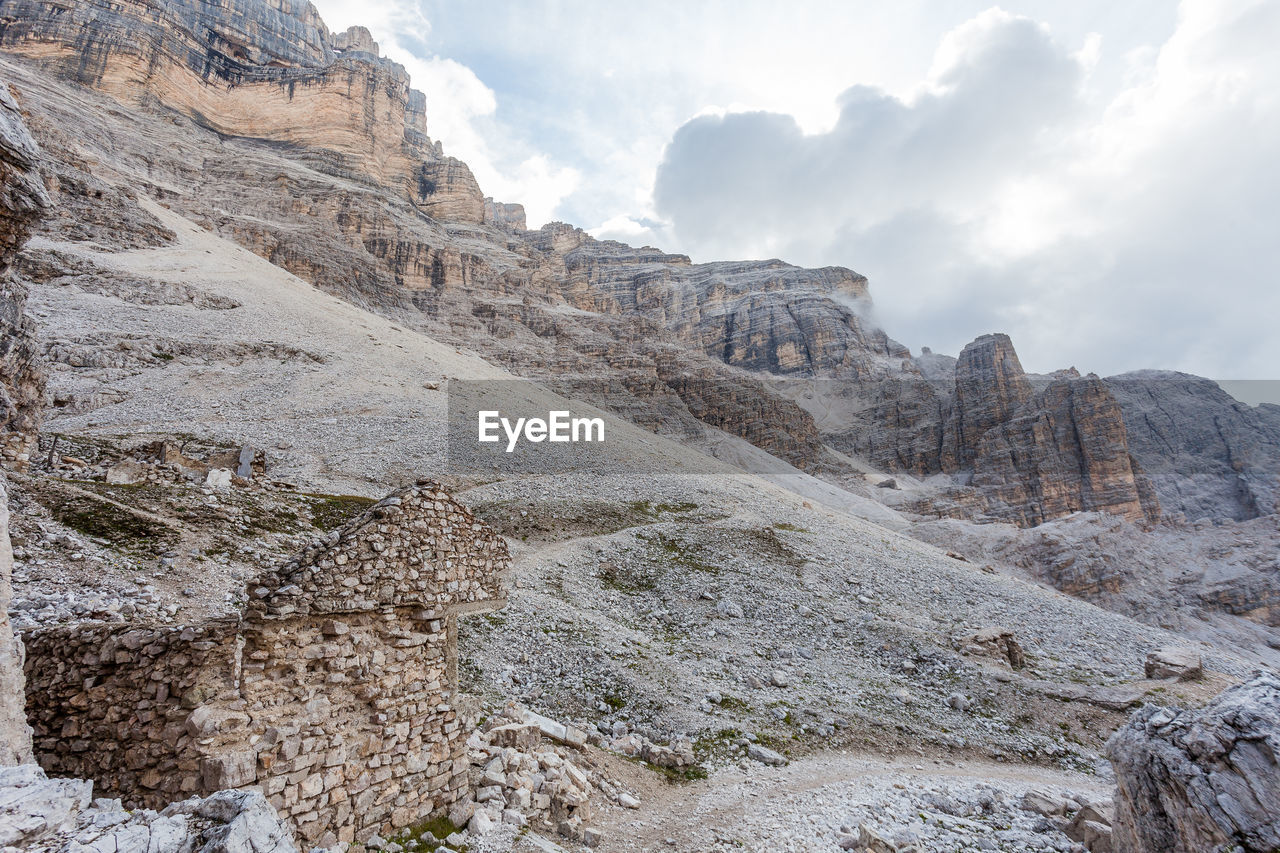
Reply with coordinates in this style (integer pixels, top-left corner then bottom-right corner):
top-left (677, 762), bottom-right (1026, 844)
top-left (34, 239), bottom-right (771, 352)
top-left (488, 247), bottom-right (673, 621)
top-left (1107, 371), bottom-right (1280, 522)
top-left (0, 74), bottom-right (46, 766)
top-left (0, 0), bottom-right (485, 221)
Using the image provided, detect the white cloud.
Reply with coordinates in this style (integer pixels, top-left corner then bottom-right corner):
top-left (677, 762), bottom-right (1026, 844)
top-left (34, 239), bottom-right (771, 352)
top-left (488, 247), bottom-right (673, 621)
top-left (310, 0), bottom-right (577, 226)
top-left (650, 1), bottom-right (1280, 380)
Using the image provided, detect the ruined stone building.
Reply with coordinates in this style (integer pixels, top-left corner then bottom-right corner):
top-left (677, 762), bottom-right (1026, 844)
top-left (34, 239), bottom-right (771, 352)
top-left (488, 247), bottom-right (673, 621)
top-left (21, 479), bottom-right (509, 847)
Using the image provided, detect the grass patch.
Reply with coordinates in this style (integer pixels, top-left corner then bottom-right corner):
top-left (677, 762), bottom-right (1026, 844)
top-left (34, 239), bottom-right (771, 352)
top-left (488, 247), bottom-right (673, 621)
top-left (641, 531), bottom-right (719, 574)
top-left (30, 481), bottom-right (179, 553)
top-left (390, 814), bottom-right (464, 851)
top-left (773, 521), bottom-right (811, 533)
top-left (303, 493), bottom-right (378, 531)
top-left (598, 560), bottom-right (661, 594)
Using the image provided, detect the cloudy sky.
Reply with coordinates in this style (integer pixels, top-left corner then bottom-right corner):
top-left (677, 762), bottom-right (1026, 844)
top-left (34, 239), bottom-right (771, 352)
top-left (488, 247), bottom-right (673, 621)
top-left (310, 0), bottom-right (1278, 383)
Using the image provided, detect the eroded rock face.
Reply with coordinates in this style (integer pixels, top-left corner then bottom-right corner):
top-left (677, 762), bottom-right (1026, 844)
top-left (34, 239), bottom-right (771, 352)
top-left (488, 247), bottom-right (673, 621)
top-left (0, 763), bottom-right (298, 852)
top-left (484, 197), bottom-right (527, 232)
top-left (971, 373), bottom-right (1160, 527)
top-left (0, 78), bottom-right (47, 445)
top-left (0, 75), bottom-right (46, 766)
top-left (0, 0), bottom-right (484, 219)
top-left (1107, 371), bottom-right (1280, 522)
top-left (0, 472), bottom-right (31, 765)
top-left (1107, 672), bottom-right (1280, 853)
top-left (946, 333), bottom-right (1034, 470)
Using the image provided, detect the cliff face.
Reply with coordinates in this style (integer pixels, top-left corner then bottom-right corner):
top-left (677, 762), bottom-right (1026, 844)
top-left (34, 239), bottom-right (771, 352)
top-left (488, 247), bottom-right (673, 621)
top-left (1107, 372), bottom-right (1280, 522)
top-left (0, 0), bottom-right (486, 221)
top-left (946, 334), bottom-right (1034, 470)
top-left (971, 373), bottom-right (1160, 526)
top-left (0, 0), bottom-right (1231, 532)
top-left (0, 75), bottom-right (47, 766)
top-left (0, 80), bottom-right (46, 452)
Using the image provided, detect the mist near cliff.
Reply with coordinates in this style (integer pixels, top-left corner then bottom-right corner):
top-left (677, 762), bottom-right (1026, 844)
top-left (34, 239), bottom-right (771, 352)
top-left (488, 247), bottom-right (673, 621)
top-left (308, 0), bottom-right (1278, 382)
top-left (649, 2), bottom-right (1280, 381)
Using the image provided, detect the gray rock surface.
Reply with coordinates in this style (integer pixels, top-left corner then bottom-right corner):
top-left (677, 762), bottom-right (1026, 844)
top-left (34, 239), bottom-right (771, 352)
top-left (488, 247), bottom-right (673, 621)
top-left (0, 763), bottom-right (298, 852)
top-left (1107, 371), bottom-right (1280, 522)
top-left (1107, 671), bottom-right (1280, 853)
top-left (0, 72), bottom-right (46, 765)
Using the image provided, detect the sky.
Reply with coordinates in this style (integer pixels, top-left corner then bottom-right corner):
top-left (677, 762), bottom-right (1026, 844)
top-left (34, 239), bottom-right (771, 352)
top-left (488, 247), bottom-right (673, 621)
top-left (310, 0), bottom-right (1279, 383)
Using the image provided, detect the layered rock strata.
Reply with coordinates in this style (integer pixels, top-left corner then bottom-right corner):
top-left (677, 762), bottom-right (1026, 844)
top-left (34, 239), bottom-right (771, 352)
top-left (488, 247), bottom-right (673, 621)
top-left (1107, 371), bottom-right (1280, 522)
top-left (1107, 672), bottom-right (1280, 853)
top-left (0, 0), bottom-right (485, 219)
top-left (0, 74), bottom-right (45, 766)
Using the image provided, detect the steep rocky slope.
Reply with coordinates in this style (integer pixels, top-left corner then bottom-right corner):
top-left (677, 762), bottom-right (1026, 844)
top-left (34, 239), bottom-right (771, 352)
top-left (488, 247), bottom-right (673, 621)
top-left (0, 0), bottom-right (1276, 640)
top-left (1107, 371), bottom-right (1280, 522)
top-left (0, 1), bottom-right (1277, 850)
top-left (0, 75), bottom-right (46, 766)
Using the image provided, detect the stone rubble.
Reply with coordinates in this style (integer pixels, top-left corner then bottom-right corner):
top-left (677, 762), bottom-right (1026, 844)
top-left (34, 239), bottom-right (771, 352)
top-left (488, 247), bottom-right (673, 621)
top-left (456, 702), bottom-right (640, 847)
top-left (0, 763), bottom-right (298, 853)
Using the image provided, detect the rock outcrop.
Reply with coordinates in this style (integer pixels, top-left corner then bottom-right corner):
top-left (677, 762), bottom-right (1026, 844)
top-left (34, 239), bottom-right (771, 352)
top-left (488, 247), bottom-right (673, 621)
top-left (1107, 371), bottom-right (1280, 522)
top-left (0, 763), bottom-right (298, 852)
top-left (970, 371), bottom-right (1160, 526)
top-left (0, 472), bottom-right (29, 766)
top-left (0, 77), bottom-right (47, 451)
top-left (1107, 672), bottom-right (1280, 853)
top-left (0, 0), bottom-right (485, 220)
top-left (484, 197), bottom-right (527, 231)
top-left (0, 73), bottom-right (46, 766)
top-left (946, 333), bottom-right (1034, 470)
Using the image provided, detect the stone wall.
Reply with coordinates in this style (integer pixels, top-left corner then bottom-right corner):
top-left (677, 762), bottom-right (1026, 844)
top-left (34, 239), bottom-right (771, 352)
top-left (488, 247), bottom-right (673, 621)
top-left (22, 479), bottom-right (509, 847)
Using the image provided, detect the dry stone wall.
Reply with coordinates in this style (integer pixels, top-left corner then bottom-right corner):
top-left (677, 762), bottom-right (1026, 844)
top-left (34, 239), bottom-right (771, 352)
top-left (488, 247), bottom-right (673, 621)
top-left (22, 479), bottom-right (509, 847)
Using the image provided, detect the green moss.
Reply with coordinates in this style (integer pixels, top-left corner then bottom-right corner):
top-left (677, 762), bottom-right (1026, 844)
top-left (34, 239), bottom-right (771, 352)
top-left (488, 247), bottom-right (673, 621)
top-left (303, 493), bottom-right (378, 531)
top-left (641, 532), bottom-right (719, 574)
top-left (31, 482), bottom-right (179, 552)
top-left (773, 521), bottom-right (811, 533)
top-left (390, 814), bottom-right (465, 851)
top-left (598, 560), bottom-right (661, 593)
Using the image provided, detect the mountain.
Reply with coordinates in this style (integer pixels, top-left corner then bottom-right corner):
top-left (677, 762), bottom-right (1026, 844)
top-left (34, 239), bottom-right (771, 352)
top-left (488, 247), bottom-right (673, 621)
top-left (0, 1), bottom-right (1277, 850)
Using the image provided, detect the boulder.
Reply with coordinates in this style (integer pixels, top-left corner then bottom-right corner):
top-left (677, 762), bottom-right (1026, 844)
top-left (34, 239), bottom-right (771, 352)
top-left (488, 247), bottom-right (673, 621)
top-left (1144, 647), bottom-right (1203, 681)
top-left (1107, 672), bottom-right (1280, 853)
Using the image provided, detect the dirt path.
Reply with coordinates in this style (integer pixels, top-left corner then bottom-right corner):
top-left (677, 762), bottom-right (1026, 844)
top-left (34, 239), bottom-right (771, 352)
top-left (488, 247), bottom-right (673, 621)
top-left (589, 749), bottom-right (1110, 852)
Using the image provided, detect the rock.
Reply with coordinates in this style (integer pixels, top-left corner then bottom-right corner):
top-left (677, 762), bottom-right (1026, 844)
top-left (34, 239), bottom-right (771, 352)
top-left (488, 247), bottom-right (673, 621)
top-left (235, 445), bottom-right (255, 478)
top-left (0, 764), bottom-right (297, 852)
top-left (769, 669), bottom-right (790, 687)
top-left (483, 197), bottom-right (527, 232)
top-left (489, 722), bottom-right (542, 750)
top-left (1107, 672), bottom-right (1280, 853)
top-left (0, 0), bottom-right (481, 217)
top-left (447, 800), bottom-right (475, 829)
top-left (1108, 371), bottom-right (1280, 521)
top-left (1021, 790), bottom-right (1068, 817)
top-left (858, 823), bottom-right (899, 853)
top-left (467, 809), bottom-right (494, 836)
top-left (617, 793), bottom-right (640, 809)
top-left (716, 598), bottom-right (745, 618)
top-left (206, 467), bottom-right (233, 488)
top-left (746, 743), bottom-right (787, 766)
top-left (523, 709), bottom-right (588, 748)
top-left (1144, 647), bottom-right (1203, 681)
top-left (960, 627), bottom-right (1027, 670)
top-left (106, 459), bottom-right (148, 484)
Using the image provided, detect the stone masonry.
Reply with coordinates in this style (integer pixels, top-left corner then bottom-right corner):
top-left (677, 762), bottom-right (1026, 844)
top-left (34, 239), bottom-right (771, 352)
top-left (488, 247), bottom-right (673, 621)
top-left (22, 479), bottom-right (509, 847)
